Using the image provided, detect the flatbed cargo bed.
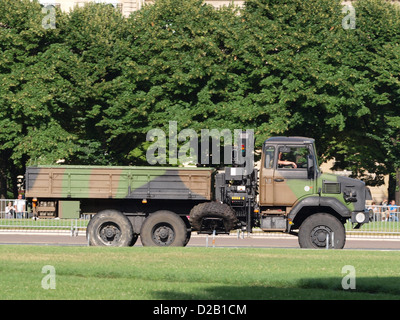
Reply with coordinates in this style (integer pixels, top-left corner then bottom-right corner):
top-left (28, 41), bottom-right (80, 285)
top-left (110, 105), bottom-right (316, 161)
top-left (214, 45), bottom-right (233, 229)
top-left (26, 165), bottom-right (214, 201)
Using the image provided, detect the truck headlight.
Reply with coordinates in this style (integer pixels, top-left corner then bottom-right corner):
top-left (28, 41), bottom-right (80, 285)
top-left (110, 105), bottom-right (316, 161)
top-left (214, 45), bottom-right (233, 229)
top-left (351, 210), bottom-right (369, 224)
top-left (355, 212), bottom-right (365, 223)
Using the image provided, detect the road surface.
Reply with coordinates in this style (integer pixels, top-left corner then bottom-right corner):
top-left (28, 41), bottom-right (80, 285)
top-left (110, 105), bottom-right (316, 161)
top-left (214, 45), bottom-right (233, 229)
top-left (0, 232), bottom-right (400, 250)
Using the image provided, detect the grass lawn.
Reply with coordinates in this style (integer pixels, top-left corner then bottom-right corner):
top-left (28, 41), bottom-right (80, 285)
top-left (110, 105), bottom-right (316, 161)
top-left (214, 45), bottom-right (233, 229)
top-left (0, 245), bottom-right (399, 300)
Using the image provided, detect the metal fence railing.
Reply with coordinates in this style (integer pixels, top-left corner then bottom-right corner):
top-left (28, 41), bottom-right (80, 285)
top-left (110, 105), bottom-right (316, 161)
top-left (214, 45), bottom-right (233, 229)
top-left (344, 205), bottom-right (400, 238)
top-left (0, 218), bottom-right (88, 236)
top-left (366, 204), bottom-right (400, 222)
top-left (0, 199), bottom-right (88, 236)
top-left (0, 199), bottom-right (399, 238)
top-left (0, 198), bottom-right (28, 219)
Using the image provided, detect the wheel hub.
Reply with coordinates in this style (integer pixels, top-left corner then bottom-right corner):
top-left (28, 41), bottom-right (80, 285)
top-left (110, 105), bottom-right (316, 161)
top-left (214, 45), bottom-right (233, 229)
top-left (99, 223), bottom-right (121, 245)
top-left (153, 224), bottom-right (175, 245)
top-left (158, 227), bottom-right (169, 239)
top-left (311, 225), bottom-right (332, 248)
top-left (104, 226), bottom-right (116, 238)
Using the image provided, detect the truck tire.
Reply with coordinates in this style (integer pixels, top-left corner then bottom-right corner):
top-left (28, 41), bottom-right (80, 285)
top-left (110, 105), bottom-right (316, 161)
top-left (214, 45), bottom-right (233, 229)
top-left (182, 216), bottom-right (192, 247)
top-left (298, 213), bottom-right (345, 249)
top-left (140, 210), bottom-right (187, 247)
top-left (189, 202), bottom-right (238, 232)
top-left (86, 210), bottom-right (135, 247)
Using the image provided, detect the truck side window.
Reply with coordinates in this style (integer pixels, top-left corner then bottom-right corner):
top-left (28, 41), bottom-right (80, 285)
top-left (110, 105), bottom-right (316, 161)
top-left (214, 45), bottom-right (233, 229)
top-left (278, 146), bottom-right (309, 169)
top-left (264, 146), bottom-right (275, 169)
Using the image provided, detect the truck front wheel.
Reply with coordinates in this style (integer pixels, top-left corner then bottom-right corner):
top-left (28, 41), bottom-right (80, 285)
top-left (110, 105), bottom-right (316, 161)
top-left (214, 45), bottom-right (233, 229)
top-left (298, 213), bottom-right (345, 249)
top-left (140, 211), bottom-right (187, 247)
top-left (86, 210), bottom-right (136, 247)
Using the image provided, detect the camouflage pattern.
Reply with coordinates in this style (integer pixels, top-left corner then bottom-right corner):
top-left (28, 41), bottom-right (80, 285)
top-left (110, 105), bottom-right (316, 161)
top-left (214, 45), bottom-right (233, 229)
top-left (26, 165), bottom-right (214, 201)
top-left (264, 171), bottom-right (360, 213)
top-left (259, 137), bottom-right (367, 215)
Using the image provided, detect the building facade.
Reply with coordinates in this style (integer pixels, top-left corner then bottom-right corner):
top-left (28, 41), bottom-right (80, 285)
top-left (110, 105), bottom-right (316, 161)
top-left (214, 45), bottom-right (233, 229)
top-left (38, 0), bottom-right (400, 17)
top-left (38, 0), bottom-right (244, 17)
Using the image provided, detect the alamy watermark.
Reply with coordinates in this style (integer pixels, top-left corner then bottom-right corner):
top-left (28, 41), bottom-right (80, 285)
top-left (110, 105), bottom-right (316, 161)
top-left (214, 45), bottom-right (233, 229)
top-left (341, 265), bottom-right (356, 290)
top-left (146, 121), bottom-right (254, 174)
top-left (41, 265), bottom-right (56, 290)
top-left (342, 4), bottom-right (356, 30)
top-left (42, 5), bottom-right (56, 30)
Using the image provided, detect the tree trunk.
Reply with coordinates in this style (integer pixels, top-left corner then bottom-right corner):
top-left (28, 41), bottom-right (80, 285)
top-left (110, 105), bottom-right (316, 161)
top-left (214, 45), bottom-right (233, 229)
top-left (0, 156), bottom-right (8, 199)
top-left (0, 171), bottom-right (7, 199)
top-left (388, 172), bottom-right (397, 202)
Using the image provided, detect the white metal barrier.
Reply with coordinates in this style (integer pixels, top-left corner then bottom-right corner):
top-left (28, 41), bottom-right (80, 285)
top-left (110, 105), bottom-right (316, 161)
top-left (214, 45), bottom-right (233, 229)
top-left (0, 199), bottom-right (88, 236)
top-left (0, 199), bottom-right (399, 238)
top-left (345, 205), bottom-right (400, 238)
top-left (0, 198), bottom-right (28, 219)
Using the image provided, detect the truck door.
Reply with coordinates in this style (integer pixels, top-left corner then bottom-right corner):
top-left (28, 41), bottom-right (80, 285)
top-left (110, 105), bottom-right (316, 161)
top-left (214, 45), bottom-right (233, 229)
top-left (273, 145), bottom-right (314, 206)
top-left (259, 145), bottom-right (275, 206)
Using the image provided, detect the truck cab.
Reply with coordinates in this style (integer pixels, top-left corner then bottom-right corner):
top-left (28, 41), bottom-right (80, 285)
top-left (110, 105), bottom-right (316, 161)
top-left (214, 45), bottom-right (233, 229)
top-left (214, 136), bottom-right (371, 249)
top-left (257, 136), bottom-right (371, 248)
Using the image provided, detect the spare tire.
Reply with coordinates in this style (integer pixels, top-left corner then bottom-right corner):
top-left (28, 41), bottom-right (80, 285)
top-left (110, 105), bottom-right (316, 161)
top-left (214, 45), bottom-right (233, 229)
top-left (190, 202), bottom-right (238, 232)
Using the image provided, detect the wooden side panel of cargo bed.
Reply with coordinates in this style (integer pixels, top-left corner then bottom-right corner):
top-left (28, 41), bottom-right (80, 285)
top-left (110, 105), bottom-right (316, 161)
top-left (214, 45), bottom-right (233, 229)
top-left (26, 166), bottom-right (214, 200)
top-left (179, 169), bottom-right (213, 200)
top-left (127, 169), bottom-right (213, 200)
top-left (26, 167), bottom-right (126, 199)
top-left (26, 167), bottom-right (63, 198)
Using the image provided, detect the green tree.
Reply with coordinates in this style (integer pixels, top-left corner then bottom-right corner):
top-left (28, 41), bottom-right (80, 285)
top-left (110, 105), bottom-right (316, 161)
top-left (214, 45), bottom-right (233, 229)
top-left (99, 0), bottom-right (249, 164)
top-left (1, 0), bottom-right (399, 201)
top-left (0, 1), bottom-right (127, 197)
top-left (241, 0), bottom-right (400, 199)
top-left (0, 0), bottom-right (73, 197)
top-left (48, 2), bottom-right (129, 165)
top-left (321, 0), bottom-right (400, 199)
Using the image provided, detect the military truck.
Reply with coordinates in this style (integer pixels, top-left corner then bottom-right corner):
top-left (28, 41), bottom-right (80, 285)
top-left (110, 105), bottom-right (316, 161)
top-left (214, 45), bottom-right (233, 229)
top-left (25, 136), bottom-right (371, 249)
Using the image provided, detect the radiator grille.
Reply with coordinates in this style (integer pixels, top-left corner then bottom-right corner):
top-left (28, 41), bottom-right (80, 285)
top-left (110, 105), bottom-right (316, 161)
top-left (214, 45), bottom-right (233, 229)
top-left (322, 182), bottom-right (341, 194)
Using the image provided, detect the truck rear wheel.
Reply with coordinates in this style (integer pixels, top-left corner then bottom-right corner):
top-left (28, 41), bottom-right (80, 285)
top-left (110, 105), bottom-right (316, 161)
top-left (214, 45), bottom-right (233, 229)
top-left (190, 202), bottom-right (238, 232)
top-left (298, 213), bottom-right (345, 249)
top-left (140, 211), bottom-right (187, 247)
top-left (86, 210), bottom-right (136, 247)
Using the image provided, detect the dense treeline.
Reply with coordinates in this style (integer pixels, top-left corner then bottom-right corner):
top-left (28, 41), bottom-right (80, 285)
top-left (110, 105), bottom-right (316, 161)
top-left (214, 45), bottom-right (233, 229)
top-left (0, 0), bottom-right (399, 198)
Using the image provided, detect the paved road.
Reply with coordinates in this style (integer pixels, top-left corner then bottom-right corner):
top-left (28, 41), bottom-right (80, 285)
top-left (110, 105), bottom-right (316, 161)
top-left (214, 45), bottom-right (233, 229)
top-left (0, 232), bottom-right (400, 250)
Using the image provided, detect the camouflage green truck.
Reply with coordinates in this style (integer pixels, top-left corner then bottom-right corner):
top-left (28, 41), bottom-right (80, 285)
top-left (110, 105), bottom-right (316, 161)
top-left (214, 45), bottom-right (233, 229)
top-left (25, 136), bottom-right (371, 249)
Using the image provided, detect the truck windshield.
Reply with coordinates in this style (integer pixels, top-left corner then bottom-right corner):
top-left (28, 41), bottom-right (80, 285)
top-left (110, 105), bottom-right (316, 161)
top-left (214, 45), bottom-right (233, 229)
top-left (311, 143), bottom-right (320, 174)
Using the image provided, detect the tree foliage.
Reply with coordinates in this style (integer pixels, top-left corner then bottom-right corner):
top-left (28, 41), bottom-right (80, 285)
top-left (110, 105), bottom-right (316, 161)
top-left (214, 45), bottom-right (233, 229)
top-left (0, 0), bottom-right (399, 198)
